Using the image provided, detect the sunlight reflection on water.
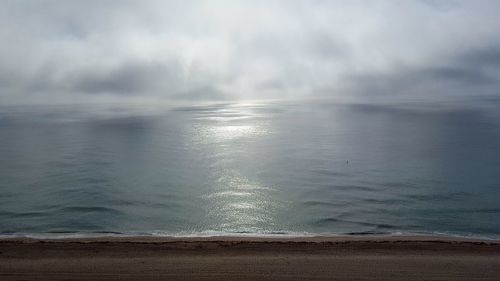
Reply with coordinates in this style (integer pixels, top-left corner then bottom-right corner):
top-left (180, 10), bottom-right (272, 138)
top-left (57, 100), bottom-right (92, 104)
top-left (204, 168), bottom-right (281, 232)
top-left (188, 104), bottom-right (282, 231)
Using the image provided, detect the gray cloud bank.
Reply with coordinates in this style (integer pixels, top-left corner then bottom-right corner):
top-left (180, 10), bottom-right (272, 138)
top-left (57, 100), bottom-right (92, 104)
top-left (0, 0), bottom-right (500, 104)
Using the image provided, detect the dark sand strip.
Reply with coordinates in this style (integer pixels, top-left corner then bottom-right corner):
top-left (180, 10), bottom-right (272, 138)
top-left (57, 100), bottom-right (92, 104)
top-left (1, 236), bottom-right (499, 281)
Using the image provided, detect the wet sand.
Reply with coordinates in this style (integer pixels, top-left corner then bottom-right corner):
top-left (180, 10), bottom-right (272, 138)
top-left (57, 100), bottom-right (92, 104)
top-left (1, 235), bottom-right (499, 280)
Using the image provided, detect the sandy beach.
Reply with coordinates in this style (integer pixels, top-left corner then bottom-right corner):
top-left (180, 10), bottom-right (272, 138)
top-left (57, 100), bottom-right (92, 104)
top-left (0, 235), bottom-right (499, 280)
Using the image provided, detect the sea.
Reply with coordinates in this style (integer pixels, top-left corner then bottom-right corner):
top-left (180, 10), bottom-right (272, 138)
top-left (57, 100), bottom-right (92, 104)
top-left (1, 98), bottom-right (499, 239)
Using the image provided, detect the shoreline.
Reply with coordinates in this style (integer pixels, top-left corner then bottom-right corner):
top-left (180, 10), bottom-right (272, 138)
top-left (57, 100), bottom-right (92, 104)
top-left (2, 233), bottom-right (500, 243)
top-left (1, 235), bottom-right (500, 280)
top-left (2, 231), bottom-right (499, 242)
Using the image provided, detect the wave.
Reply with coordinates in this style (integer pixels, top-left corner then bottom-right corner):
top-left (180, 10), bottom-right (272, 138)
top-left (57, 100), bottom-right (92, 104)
top-left (1, 230), bottom-right (499, 241)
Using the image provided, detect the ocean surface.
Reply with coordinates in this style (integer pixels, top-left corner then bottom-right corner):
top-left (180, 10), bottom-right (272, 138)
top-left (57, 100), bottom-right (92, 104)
top-left (1, 99), bottom-right (500, 238)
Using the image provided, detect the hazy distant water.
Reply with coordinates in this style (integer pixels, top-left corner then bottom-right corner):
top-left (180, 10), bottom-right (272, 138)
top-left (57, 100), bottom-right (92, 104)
top-left (1, 100), bottom-right (500, 238)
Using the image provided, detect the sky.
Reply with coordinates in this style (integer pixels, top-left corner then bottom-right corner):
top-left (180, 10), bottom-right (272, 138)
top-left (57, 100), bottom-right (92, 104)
top-left (0, 0), bottom-right (499, 105)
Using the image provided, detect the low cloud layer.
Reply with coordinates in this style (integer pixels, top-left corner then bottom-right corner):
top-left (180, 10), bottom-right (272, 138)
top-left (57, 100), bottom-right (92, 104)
top-left (1, 0), bottom-right (500, 104)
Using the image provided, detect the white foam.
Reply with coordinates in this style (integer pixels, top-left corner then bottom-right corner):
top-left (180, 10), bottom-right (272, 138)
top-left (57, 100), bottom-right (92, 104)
top-left (1, 230), bottom-right (499, 240)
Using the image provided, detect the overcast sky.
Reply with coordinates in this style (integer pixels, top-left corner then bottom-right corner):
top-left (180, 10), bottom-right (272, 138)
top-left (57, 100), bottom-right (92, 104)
top-left (1, 0), bottom-right (499, 104)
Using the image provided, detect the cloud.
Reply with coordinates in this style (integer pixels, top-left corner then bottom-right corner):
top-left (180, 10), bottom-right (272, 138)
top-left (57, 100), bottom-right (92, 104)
top-left (0, 0), bottom-right (500, 104)
top-left (341, 46), bottom-right (500, 101)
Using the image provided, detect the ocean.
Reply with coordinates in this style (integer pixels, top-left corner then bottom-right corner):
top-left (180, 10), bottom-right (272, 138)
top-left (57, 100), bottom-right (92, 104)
top-left (1, 99), bottom-right (499, 238)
